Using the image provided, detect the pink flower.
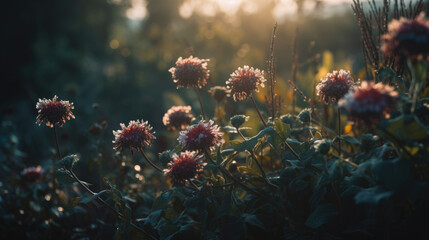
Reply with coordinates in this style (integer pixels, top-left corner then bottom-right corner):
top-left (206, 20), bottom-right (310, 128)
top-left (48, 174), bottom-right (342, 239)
top-left (382, 13), bottom-right (429, 62)
top-left (178, 120), bottom-right (224, 152)
top-left (21, 166), bottom-right (44, 182)
top-left (113, 120), bottom-right (156, 153)
top-left (162, 106), bottom-right (195, 131)
top-left (36, 95), bottom-right (75, 127)
top-left (164, 151), bottom-right (206, 186)
top-left (169, 56), bottom-right (210, 89)
top-left (226, 65), bottom-right (266, 101)
top-left (316, 69), bottom-right (354, 104)
top-left (338, 81), bottom-right (399, 123)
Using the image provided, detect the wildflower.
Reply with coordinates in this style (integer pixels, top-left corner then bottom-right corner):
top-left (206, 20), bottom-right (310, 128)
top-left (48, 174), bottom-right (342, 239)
top-left (208, 86), bottom-right (230, 103)
top-left (162, 106), bottom-right (195, 131)
top-left (226, 65), bottom-right (266, 101)
top-left (21, 166), bottom-right (44, 182)
top-left (36, 95), bottom-right (75, 127)
top-left (316, 70), bottom-right (354, 104)
top-left (338, 81), bottom-right (399, 123)
top-left (164, 151), bottom-right (206, 186)
top-left (169, 56), bottom-right (210, 89)
top-left (382, 13), bottom-right (429, 62)
top-left (178, 120), bottom-right (224, 152)
top-left (113, 120), bottom-right (156, 153)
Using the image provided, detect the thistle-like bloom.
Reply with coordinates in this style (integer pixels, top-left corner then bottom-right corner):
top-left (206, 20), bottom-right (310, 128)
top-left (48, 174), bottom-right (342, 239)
top-left (338, 81), bottom-right (399, 123)
top-left (164, 151), bottom-right (206, 186)
top-left (169, 56), bottom-right (210, 89)
top-left (226, 65), bottom-right (266, 101)
top-left (21, 166), bottom-right (44, 182)
top-left (162, 106), bottom-right (195, 131)
top-left (208, 86), bottom-right (231, 103)
top-left (316, 69), bottom-right (354, 104)
top-left (382, 13), bottom-right (429, 62)
top-left (36, 95), bottom-right (75, 127)
top-left (113, 120), bottom-right (156, 153)
top-left (178, 120), bottom-right (224, 152)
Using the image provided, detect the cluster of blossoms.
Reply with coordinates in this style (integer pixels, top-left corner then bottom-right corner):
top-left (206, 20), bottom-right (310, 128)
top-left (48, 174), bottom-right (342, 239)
top-left (169, 56), bottom-right (210, 89)
top-left (178, 120), bottom-right (224, 153)
top-left (36, 95), bottom-right (75, 127)
top-left (382, 13), bottom-right (429, 62)
top-left (208, 86), bottom-right (230, 103)
top-left (112, 120), bottom-right (156, 153)
top-left (316, 70), bottom-right (354, 104)
top-left (162, 106), bottom-right (195, 131)
top-left (226, 65), bottom-right (266, 101)
top-left (338, 81), bottom-right (399, 123)
top-left (163, 151), bottom-right (206, 186)
top-left (21, 166), bottom-right (44, 182)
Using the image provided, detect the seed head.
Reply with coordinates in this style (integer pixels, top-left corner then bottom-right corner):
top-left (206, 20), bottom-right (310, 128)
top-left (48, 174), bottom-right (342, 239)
top-left (382, 13), bottom-right (429, 62)
top-left (113, 120), bottom-right (156, 153)
top-left (163, 106), bottom-right (195, 131)
top-left (226, 65), bottom-right (266, 101)
top-left (178, 120), bottom-right (224, 152)
top-left (21, 166), bottom-right (44, 182)
top-left (169, 56), bottom-right (210, 89)
top-left (316, 70), bottom-right (354, 104)
top-left (164, 151), bottom-right (206, 186)
top-left (338, 81), bottom-right (399, 124)
top-left (230, 115), bottom-right (249, 129)
top-left (36, 95), bottom-right (75, 127)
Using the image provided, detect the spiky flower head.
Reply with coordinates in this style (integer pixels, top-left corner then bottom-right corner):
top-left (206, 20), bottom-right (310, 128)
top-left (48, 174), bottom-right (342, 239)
top-left (178, 120), bottom-right (224, 152)
top-left (36, 95), bottom-right (75, 127)
top-left (382, 13), bottom-right (429, 62)
top-left (21, 166), bottom-right (44, 182)
top-left (226, 65), bottom-right (266, 101)
top-left (208, 86), bottom-right (231, 103)
top-left (316, 69), bottom-right (354, 104)
top-left (164, 151), bottom-right (206, 186)
top-left (113, 120), bottom-right (156, 153)
top-left (169, 56), bottom-right (210, 89)
top-left (163, 106), bottom-right (195, 131)
top-left (338, 81), bottom-right (399, 124)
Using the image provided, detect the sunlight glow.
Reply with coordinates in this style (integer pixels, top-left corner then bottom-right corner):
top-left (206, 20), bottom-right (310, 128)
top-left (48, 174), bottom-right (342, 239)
top-left (126, 0), bottom-right (148, 20)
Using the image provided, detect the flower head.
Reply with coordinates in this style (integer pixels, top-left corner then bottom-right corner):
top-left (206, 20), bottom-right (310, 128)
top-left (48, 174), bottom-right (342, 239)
top-left (163, 106), bottom-right (195, 131)
top-left (113, 120), bottom-right (156, 153)
top-left (338, 81), bottom-right (399, 123)
top-left (208, 86), bottom-right (231, 102)
top-left (169, 56), bottom-right (210, 89)
top-left (226, 65), bottom-right (266, 101)
top-left (164, 151), bottom-right (206, 186)
top-left (382, 13), bottom-right (429, 62)
top-left (21, 166), bottom-right (44, 182)
top-left (178, 120), bottom-right (224, 152)
top-left (36, 95), bottom-right (75, 127)
top-left (316, 70), bottom-right (354, 104)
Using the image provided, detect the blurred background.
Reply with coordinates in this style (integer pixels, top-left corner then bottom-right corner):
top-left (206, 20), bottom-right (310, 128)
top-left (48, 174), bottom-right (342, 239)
top-left (1, 0), bottom-right (425, 167)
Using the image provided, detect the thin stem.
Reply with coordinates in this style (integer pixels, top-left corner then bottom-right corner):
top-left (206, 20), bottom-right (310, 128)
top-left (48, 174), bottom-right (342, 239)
top-left (337, 108), bottom-right (342, 156)
top-left (194, 87), bottom-right (206, 120)
top-left (53, 125), bottom-right (62, 160)
top-left (188, 179), bottom-right (200, 190)
top-left (140, 151), bottom-right (163, 173)
top-left (249, 151), bottom-right (267, 179)
top-left (250, 95), bottom-right (267, 127)
top-left (235, 127), bottom-right (247, 140)
top-left (69, 170), bottom-right (156, 239)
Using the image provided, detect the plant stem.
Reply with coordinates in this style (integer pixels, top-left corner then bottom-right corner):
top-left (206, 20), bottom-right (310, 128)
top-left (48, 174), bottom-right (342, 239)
top-left (188, 179), bottom-right (199, 190)
top-left (194, 86), bottom-right (206, 120)
top-left (250, 95), bottom-right (267, 127)
top-left (53, 125), bottom-right (62, 160)
top-left (52, 125), bottom-right (62, 198)
top-left (337, 108), bottom-right (342, 156)
top-left (69, 169), bottom-right (156, 239)
top-left (249, 151), bottom-right (267, 180)
top-left (140, 151), bottom-right (163, 173)
top-left (235, 127), bottom-right (246, 140)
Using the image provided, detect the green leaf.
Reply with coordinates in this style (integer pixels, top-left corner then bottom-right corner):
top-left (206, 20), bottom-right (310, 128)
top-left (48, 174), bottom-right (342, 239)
top-left (60, 154), bottom-right (80, 170)
top-left (305, 204), bottom-right (338, 228)
top-left (274, 119), bottom-right (290, 139)
top-left (379, 115), bottom-right (429, 142)
top-left (335, 136), bottom-right (361, 146)
top-left (355, 186), bottom-right (393, 205)
top-left (56, 168), bottom-right (76, 185)
top-left (231, 127), bottom-right (276, 152)
top-left (81, 190), bottom-right (108, 204)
